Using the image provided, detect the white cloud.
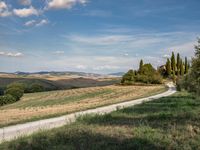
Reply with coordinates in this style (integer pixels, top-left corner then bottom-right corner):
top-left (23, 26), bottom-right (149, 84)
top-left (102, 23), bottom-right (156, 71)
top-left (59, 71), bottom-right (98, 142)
top-left (47, 0), bottom-right (87, 10)
top-left (24, 20), bottom-right (36, 26)
top-left (0, 1), bottom-right (11, 17)
top-left (84, 10), bottom-right (112, 17)
top-left (24, 19), bottom-right (48, 27)
top-left (76, 65), bottom-right (87, 69)
top-left (162, 54), bottom-right (170, 59)
top-left (124, 53), bottom-right (129, 56)
top-left (35, 19), bottom-right (48, 26)
top-left (19, 0), bottom-right (31, 6)
top-left (68, 34), bottom-right (133, 45)
top-left (93, 65), bottom-right (120, 71)
top-left (53, 51), bottom-right (65, 54)
top-left (13, 6), bottom-right (38, 17)
top-left (0, 1), bottom-right (7, 10)
top-left (0, 51), bottom-right (24, 57)
top-left (164, 41), bottom-right (196, 58)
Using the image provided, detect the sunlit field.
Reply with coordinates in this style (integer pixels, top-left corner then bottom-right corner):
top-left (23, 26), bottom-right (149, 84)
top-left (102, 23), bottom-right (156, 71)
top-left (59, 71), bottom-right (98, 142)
top-left (0, 84), bottom-right (166, 127)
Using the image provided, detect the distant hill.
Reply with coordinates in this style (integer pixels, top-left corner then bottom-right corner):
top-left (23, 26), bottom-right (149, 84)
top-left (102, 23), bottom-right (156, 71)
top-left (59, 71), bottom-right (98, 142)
top-left (109, 72), bottom-right (125, 76)
top-left (0, 71), bottom-right (120, 92)
top-left (0, 77), bottom-right (120, 91)
top-left (13, 71), bottom-right (104, 78)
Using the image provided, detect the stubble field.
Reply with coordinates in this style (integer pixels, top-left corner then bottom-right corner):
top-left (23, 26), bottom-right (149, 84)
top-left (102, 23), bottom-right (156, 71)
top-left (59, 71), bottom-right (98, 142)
top-left (0, 84), bottom-right (166, 127)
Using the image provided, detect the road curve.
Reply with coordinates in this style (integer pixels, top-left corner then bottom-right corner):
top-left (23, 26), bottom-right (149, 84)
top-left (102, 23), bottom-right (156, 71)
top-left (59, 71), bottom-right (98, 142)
top-left (0, 82), bottom-right (176, 143)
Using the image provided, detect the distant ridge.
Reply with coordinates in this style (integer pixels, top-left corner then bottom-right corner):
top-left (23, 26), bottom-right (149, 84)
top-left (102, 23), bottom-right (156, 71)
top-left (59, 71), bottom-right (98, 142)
top-left (1, 71), bottom-right (123, 78)
top-left (13, 71), bottom-right (103, 77)
top-left (109, 72), bottom-right (125, 77)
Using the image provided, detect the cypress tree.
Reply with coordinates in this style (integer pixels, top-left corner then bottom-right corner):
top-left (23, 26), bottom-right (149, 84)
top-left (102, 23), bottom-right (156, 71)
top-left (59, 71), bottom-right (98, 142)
top-left (139, 59), bottom-right (143, 73)
top-left (176, 53), bottom-right (181, 76)
top-left (180, 59), bottom-right (184, 76)
top-left (185, 57), bottom-right (188, 74)
top-left (166, 58), bottom-right (171, 76)
top-left (171, 52), bottom-right (176, 72)
top-left (177, 53), bottom-right (180, 74)
top-left (172, 71), bottom-right (176, 83)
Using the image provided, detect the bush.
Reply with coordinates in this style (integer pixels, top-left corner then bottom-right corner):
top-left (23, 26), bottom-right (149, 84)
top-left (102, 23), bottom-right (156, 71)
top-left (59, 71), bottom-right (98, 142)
top-left (0, 94), bottom-right (16, 106)
top-left (7, 83), bottom-right (25, 92)
top-left (121, 63), bottom-right (163, 85)
top-left (5, 87), bottom-right (24, 101)
top-left (121, 70), bottom-right (135, 84)
top-left (135, 73), bottom-right (162, 84)
top-left (176, 77), bottom-right (182, 91)
top-left (135, 75), bottom-right (149, 83)
top-left (29, 83), bottom-right (44, 93)
top-left (149, 73), bottom-right (163, 84)
top-left (139, 64), bottom-right (156, 76)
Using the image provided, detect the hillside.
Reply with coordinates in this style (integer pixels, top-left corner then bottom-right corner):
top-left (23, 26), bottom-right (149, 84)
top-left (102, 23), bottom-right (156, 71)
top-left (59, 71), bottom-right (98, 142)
top-left (0, 84), bottom-right (165, 127)
top-left (0, 76), bottom-right (120, 91)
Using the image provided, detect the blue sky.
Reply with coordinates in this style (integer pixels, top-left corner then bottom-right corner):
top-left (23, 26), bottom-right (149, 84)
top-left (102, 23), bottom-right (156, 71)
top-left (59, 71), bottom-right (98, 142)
top-left (0, 0), bottom-right (199, 74)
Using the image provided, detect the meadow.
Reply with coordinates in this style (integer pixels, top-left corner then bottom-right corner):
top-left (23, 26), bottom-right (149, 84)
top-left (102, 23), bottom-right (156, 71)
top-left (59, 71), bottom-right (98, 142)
top-left (0, 84), bottom-right (165, 127)
top-left (1, 91), bottom-right (199, 150)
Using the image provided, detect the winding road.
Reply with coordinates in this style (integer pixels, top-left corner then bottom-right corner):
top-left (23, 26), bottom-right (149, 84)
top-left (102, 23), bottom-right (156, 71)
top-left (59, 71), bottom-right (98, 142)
top-left (0, 82), bottom-right (176, 143)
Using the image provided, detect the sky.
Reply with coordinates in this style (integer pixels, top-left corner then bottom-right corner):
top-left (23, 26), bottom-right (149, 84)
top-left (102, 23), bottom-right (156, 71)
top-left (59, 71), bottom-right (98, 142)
top-left (0, 0), bottom-right (200, 74)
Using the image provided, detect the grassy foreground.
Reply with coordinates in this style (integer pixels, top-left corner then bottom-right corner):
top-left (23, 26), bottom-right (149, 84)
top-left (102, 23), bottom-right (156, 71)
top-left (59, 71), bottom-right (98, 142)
top-left (1, 91), bottom-right (200, 150)
top-left (0, 85), bottom-right (165, 127)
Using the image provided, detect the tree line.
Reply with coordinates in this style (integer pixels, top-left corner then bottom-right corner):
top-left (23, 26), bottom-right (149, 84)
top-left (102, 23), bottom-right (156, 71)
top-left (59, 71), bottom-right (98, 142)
top-left (122, 38), bottom-right (200, 96)
top-left (164, 52), bottom-right (190, 78)
top-left (121, 60), bottom-right (162, 84)
top-left (177, 38), bottom-right (200, 95)
top-left (0, 82), bottom-right (44, 106)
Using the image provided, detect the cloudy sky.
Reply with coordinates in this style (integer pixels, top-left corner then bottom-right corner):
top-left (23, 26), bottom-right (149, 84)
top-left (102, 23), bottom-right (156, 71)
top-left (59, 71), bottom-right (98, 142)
top-left (0, 0), bottom-right (199, 73)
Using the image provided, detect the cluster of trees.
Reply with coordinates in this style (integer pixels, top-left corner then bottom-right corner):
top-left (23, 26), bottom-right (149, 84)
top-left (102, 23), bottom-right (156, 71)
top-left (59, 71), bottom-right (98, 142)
top-left (121, 60), bottom-right (162, 84)
top-left (24, 83), bottom-right (44, 93)
top-left (159, 52), bottom-right (190, 79)
top-left (0, 82), bottom-right (44, 106)
top-left (0, 83), bottom-right (24, 106)
top-left (177, 38), bottom-right (200, 95)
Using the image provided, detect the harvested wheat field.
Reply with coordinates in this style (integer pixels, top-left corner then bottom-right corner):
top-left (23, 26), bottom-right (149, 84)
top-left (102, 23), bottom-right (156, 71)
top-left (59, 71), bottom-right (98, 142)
top-left (0, 85), bottom-right (166, 127)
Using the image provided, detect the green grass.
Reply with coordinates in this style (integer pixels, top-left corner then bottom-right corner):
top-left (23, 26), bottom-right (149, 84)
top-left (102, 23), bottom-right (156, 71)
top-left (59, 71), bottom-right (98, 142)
top-left (1, 91), bottom-right (200, 150)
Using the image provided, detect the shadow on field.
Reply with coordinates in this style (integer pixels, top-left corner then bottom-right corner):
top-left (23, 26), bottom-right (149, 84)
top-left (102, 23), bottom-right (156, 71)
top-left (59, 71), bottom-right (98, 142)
top-left (79, 94), bottom-right (200, 130)
top-left (7, 129), bottom-right (163, 150)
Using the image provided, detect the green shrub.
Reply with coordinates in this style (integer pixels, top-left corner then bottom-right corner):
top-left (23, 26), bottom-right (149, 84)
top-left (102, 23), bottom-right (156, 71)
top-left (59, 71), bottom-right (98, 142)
top-left (135, 73), bottom-right (162, 84)
top-left (149, 73), bottom-right (163, 84)
top-left (0, 94), bottom-right (16, 106)
top-left (7, 83), bottom-right (25, 92)
top-left (176, 78), bottom-right (182, 91)
top-left (5, 87), bottom-right (24, 101)
top-left (29, 83), bottom-right (44, 93)
top-left (121, 69), bottom-right (135, 84)
top-left (135, 75), bottom-right (149, 83)
top-left (122, 63), bottom-right (163, 85)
